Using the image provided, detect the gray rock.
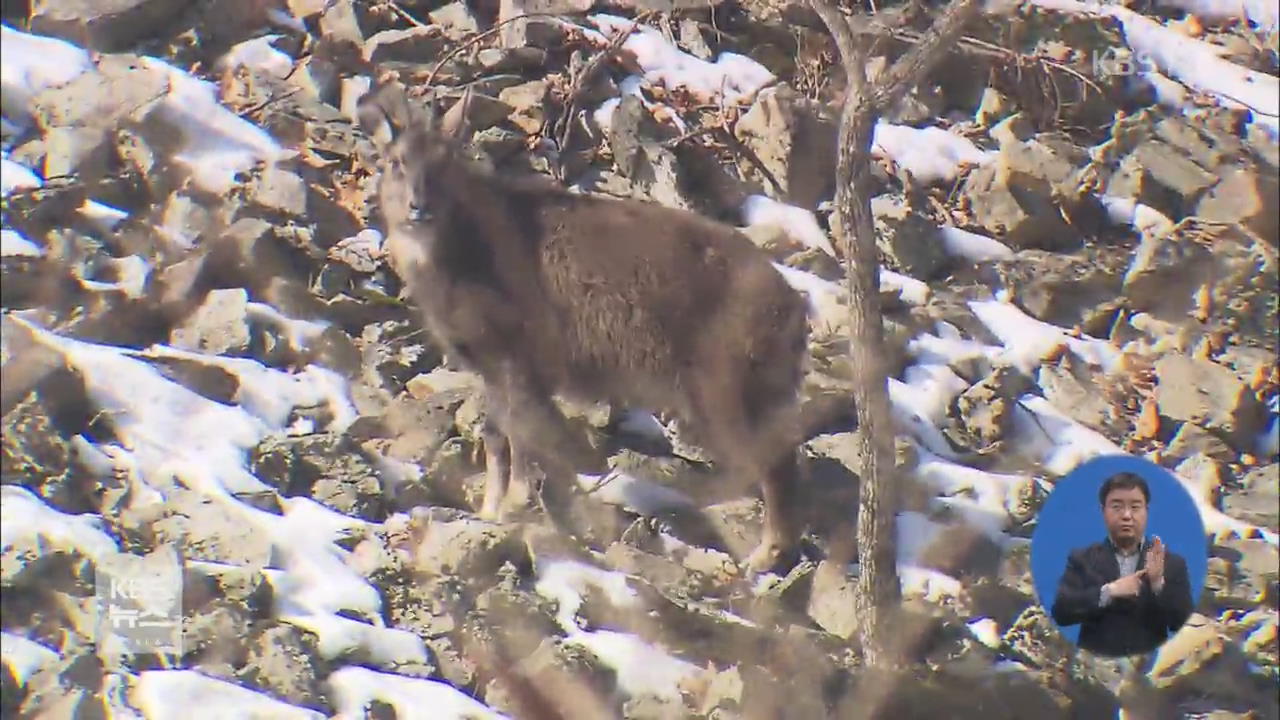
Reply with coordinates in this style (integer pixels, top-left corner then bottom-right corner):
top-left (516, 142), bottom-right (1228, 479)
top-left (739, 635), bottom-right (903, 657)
top-left (498, 80), bottom-right (549, 135)
top-left (30, 0), bottom-right (188, 52)
top-left (363, 27), bottom-right (448, 64)
top-left (1038, 357), bottom-right (1119, 434)
top-left (1166, 423), bottom-right (1236, 465)
top-left (996, 249), bottom-right (1125, 330)
top-left (410, 508), bottom-right (527, 578)
top-left (237, 624), bottom-right (329, 712)
top-left (249, 433), bottom-right (386, 520)
top-left (1, 389), bottom-right (81, 511)
top-left (1154, 356), bottom-right (1267, 448)
top-left (1106, 141), bottom-right (1217, 220)
top-left (142, 488), bottom-right (274, 566)
top-left (1148, 615), bottom-right (1269, 710)
top-left (953, 365), bottom-right (1032, 452)
top-left (169, 288), bottom-right (251, 356)
top-left (1210, 538), bottom-right (1278, 610)
top-left (988, 113), bottom-right (1035, 147)
top-left (482, 638), bottom-right (618, 719)
top-left (476, 47), bottom-right (549, 73)
top-left (870, 194), bottom-right (949, 281)
top-left (1223, 464), bottom-right (1279, 533)
top-left (961, 142), bottom-right (1078, 251)
top-left (806, 561), bottom-right (857, 639)
top-left (497, 0), bottom-right (586, 48)
top-left (31, 54), bottom-right (171, 180)
top-left (734, 85), bottom-right (837, 210)
top-left (1122, 223), bottom-right (1274, 332)
top-left (1155, 117), bottom-right (1242, 171)
top-left (427, 2), bottom-right (480, 38)
top-left (246, 167), bottom-right (307, 217)
top-left (1196, 165), bottom-right (1278, 243)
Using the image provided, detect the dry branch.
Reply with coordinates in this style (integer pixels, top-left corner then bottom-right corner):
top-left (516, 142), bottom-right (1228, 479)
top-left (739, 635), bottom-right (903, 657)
top-left (807, 0), bottom-right (983, 687)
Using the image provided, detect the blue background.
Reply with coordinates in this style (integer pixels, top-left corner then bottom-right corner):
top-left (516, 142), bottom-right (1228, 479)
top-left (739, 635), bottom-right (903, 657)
top-left (1030, 454), bottom-right (1208, 646)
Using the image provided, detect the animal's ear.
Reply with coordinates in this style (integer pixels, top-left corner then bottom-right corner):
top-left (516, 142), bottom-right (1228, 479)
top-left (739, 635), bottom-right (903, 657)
top-left (356, 80), bottom-right (417, 151)
top-left (438, 88), bottom-right (474, 141)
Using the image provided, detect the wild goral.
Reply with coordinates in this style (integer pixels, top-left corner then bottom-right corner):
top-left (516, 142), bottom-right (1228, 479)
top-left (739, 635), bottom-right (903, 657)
top-left (357, 81), bottom-right (810, 573)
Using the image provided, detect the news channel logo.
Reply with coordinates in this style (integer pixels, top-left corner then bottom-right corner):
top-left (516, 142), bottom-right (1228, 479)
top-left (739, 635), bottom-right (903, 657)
top-left (1091, 47), bottom-right (1158, 78)
top-left (94, 545), bottom-right (184, 658)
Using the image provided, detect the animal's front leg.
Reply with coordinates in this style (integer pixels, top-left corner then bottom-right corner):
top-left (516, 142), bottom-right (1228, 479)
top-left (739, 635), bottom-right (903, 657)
top-left (478, 417), bottom-right (511, 521)
top-left (746, 452), bottom-right (803, 575)
top-left (491, 363), bottom-right (604, 474)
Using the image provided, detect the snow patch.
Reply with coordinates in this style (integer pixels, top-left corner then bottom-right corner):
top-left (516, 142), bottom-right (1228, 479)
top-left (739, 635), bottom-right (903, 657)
top-left (133, 670), bottom-right (325, 720)
top-left (873, 123), bottom-right (994, 184)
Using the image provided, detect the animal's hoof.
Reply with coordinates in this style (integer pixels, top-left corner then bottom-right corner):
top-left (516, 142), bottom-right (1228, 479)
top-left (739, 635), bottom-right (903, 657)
top-left (743, 541), bottom-right (787, 576)
top-left (477, 499), bottom-right (502, 522)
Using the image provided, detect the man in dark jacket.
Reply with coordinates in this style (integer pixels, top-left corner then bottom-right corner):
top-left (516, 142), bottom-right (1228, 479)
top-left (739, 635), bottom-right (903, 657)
top-left (1051, 472), bottom-right (1194, 657)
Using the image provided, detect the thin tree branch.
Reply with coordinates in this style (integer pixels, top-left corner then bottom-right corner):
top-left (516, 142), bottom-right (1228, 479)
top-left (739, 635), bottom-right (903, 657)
top-left (869, 0), bottom-right (984, 111)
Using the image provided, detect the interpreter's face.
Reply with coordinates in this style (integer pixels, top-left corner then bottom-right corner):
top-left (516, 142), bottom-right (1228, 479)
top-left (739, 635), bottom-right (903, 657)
top-left (1103, 486), bottom-right (1148, 546)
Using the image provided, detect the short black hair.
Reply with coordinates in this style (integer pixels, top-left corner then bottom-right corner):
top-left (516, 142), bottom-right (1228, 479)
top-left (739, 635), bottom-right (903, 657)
top-left (1099, 472), bottom-right (1150, 506)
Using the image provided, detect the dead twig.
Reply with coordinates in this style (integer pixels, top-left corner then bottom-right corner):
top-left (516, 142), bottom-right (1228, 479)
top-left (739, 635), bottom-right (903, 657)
top-left (422, 12), bottom-right (568, 88)
top-left (385, 0), bottom-right (429, 28)
top-left (808, 0), bottom-right (983, 693)
top-left (555, 12), bottom-right (656, 162)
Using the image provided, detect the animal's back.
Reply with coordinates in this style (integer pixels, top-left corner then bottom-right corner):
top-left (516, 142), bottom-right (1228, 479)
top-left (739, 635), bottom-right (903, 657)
top-left (500, 180), bottom-right (809, 413)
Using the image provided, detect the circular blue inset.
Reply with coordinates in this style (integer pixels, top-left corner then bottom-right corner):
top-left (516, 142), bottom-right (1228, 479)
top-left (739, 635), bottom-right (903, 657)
top-left (1030, 454), bottom-right (1208, 649)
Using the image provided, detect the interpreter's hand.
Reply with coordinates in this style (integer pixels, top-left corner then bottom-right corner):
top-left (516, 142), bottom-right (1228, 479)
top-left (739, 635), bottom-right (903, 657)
top-left (1107, 569), bottom-right (1147, 598)
top-left (1145, 536), bottom-right (1166, 591)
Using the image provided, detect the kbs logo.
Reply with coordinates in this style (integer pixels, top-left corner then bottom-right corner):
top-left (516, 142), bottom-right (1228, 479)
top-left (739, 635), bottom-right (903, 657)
top-left (1092, 47), bottom-right (1157, 77)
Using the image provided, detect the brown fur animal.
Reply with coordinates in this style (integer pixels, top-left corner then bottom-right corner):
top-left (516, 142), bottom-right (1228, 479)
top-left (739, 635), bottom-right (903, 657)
top-left (357, 81), bottom-right (810, 573)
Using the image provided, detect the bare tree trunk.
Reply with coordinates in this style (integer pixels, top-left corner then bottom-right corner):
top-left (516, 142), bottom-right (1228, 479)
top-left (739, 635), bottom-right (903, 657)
top-left (808, 0), bottom-right (983, 674)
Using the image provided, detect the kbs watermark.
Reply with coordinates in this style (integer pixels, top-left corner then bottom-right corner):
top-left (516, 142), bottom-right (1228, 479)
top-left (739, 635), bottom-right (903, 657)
top-left (94, 545), bottom-right (183, 658)
top-left (1091, 47), bottom-right (1157, 78)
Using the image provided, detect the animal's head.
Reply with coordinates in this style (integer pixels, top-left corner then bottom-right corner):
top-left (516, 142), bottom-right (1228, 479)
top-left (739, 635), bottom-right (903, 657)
top-left (356, 80), bottom-right (473, 230)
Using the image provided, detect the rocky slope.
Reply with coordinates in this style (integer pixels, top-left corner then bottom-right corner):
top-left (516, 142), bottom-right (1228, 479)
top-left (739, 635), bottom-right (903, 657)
top-left (1, 0), bottom-right (1277, 718)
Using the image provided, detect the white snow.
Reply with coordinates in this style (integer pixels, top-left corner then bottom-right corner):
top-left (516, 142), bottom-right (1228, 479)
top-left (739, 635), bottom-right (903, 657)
top-left (0, 24), bottom-right (92, 115)
top-left (880, 269), bottom-right (931, 305)
top-left (245, 302), bottom-right (330, 350)
top-left (1, 485), bottom-right (120, 561)
top-left (967, 618), bottom-right (1002, 649)
top-left (1009, 394), bottom-right (1279, 545)
top-left (1155, 0), bottom-right (1278, 31)
top-left (897, 511), bottom-right (966, 602)
top-left (136, 54), bottom-right (289, 193)
top-left (575, 470), bottom-right (695, 516)
top-left (888, 364), bottom-right (971, 460)
top-left (132, 670), bottom-right (325, 720)
top-left (914, 447), bottom-right (1029, 542)
top-left (969, 298), bottom-right (1122, 374)
top-left (937, 226), bottom-right (1014, 263)
top-left (1, 228), bottom-right (42, 257)
top-left (534, 558), bottom-right (701, 701)
top-left (872, 123), bottom-right (994, 184)
top-left (584, 15), bottom-right (774, 105)
top-left (2, 154), bottom-right (42, 195)
top-left (568, 629), bottom-right (702, 701)
top-left (741, 195), bottom-right (837, 258)
top-left (328, 667), bottom-right (510, 720)
top-left (616, 409), bottom-right (668, 442)
top-left (0, 632), bottom-right (59, 685)
top-left (906, 321), bottom-right (1006, 369)
top-left (1030, 0), bottom-right (1280, 136)
top-left (770, 263), bottom-right (846, 335)
top-left (217, 35), bottom-right (295, 78)
top-left (1098, 194), bottom-right (1175, 237)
